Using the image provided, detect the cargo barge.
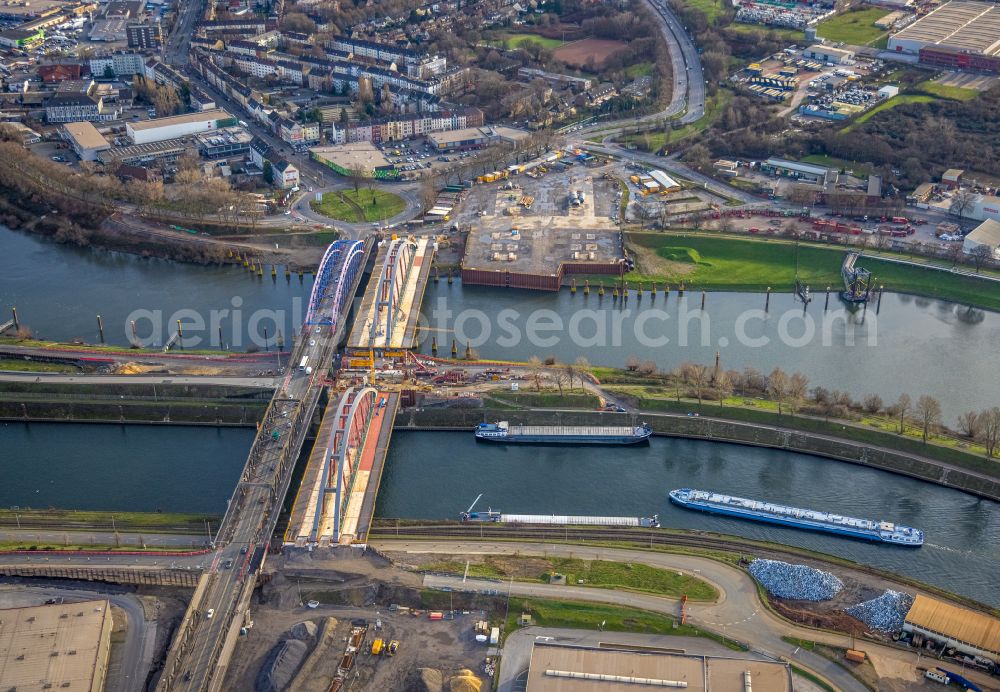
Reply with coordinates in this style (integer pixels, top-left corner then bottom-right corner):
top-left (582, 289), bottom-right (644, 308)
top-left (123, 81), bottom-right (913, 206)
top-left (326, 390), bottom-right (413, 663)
top-left (461, 510), bottom-right (660, 528)
top-left (474, 421), bottom-right (652, 445)
top-left (669, 488), bottom-right (923, 546)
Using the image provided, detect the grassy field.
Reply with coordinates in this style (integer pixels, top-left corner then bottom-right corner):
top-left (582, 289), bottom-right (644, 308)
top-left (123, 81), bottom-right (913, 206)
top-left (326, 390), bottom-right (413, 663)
top-left (916, 80), bottom-right (979, 101)
top-left (503, 596), bottom-right (741, 647)
top-left (625, 62), bottom-right (654, 79)
top-left (310, 189), bottom-right (406, 223)
top-left (504, 32), bottom-right (565, 49)
top-left (816, 8), bottom-right (891, 45)
top-left (681, 0), bottom-right (730, 22)
top-left (624, 233), bottom-right (1000, 310)
top-left (487, 389), bottom-right (600, 409)
top-left (0, 359), bottom-right (77, 373)
top-left (618, 91), bottom-right (731, 152)
top-left (419, 555), bottom-right (717, 600)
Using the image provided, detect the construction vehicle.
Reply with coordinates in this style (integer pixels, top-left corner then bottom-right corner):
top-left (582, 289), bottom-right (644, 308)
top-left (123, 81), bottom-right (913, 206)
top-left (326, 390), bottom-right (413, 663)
top-left (388, 640), bottom-right (399, 656)
top-left (371, 638), bottom-right (384, 655)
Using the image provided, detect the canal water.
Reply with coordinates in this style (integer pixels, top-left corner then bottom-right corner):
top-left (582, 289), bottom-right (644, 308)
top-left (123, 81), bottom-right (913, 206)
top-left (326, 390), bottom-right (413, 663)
top-left (0, 225), bottom-right (312, 349)
top-left (377, 431), bottom-right (1000, 607)
top-left (0, 422), bottom-right (253, 514)
top-left (415, 280), bottom-right (1000, 421)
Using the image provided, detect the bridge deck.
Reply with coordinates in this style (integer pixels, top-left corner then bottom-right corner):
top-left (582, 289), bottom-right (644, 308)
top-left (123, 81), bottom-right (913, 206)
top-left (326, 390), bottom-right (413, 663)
top-left (347, 236), bottom-right (434, 352)
top-left (343, 392), bottom-right (398, 544)
top-left (284, 393), bottom-right (340, 547)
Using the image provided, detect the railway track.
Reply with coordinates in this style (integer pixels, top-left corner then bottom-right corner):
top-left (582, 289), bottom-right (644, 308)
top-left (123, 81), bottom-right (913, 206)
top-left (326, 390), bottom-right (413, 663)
top-left (368, 522), bottom-right (997, 614)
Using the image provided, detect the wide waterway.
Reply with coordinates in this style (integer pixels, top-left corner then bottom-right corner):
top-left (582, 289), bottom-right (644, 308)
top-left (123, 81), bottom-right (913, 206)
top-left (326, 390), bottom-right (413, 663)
top-left (0, 422), bottom-right (252, 514)
top-left (0, 225), bottom-right (312, 349)
top-left (415, 280), bottom-right (1000, 420)
top-left (377, 431), bottom-right (1000, 607)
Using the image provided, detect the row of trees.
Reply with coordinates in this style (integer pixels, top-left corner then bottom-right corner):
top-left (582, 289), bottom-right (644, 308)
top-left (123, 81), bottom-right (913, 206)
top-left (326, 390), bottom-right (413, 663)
top-left (609, 359), bottom-right (1000, 458)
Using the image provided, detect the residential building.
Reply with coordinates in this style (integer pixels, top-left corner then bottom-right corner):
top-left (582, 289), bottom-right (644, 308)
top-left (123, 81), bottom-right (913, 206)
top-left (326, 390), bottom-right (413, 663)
top-left (46, 93), bottom-right (117, 123)
top-left (89, 52), bottom-right (146, 79)
top-left (272, 158), bottom-right (298, 188)
top-left (127, 23), bottom-right (162, 49)
top-left (328, 107), bottom-right (483, 144)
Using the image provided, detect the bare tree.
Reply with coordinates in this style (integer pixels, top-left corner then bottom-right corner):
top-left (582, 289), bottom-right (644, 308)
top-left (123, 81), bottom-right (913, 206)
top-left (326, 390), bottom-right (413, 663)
top-left (971, 244), bottom-right (995, 273)
top-left (689, 363), bottom-right (709, 406)
top-left (564, 363), bottom-right (577, 391)
top-left (528, 355), bottom-right (542, 391)
top-left (788, 372), bottom-right (809, 412)
top-left (915, 395), bottom-right (941, 443)
top-left (949, 188), bottom-right (977, 218)
top-left (552, 367), bottom-right (567, 396)
top-left (957, 411), bottom-right (980, 439)
top-left (625, 356), bottom-right (641, 372)
top-left (638, 360), bottom-right (657, 376)
top-left (977, 407), bottom-right (1000, 457)
top-left (767, 367), bottom-right (789, 415)
top-left (895, 393), bottom-right (911, 434)
top-left (862, 394), bottom-right (884, 415)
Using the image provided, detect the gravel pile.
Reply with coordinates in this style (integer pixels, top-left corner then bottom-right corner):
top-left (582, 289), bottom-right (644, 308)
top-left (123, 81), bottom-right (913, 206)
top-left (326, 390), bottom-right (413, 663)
top-left (749, 559), bottom-right (843, 601)
top-left (845, 590), bottom-right (914, 632)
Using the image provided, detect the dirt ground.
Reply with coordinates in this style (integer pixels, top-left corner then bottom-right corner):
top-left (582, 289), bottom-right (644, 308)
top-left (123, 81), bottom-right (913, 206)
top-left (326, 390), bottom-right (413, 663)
top-left (553, 38), bottom-right (629, 68)
top-left (223, 550), bottom-right (497, 692)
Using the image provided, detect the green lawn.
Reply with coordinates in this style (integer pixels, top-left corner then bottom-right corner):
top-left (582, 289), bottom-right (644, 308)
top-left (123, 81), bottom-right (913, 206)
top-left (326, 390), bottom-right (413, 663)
top-left (816, 8), bottom-right (891, 45)
top-left (0, 359), bottom-right (77, 373)
top-left (546, 558), bottom-right (717, 600)
top-left (625, 62), bottom-right (654, 79)
top-left (849, 95), bottom-right (935, 127)
top-left (680, 0), bottom-right (730, 22)
top-left (625, 233), bottom-right (1000, 310)
top-left (617, 91), bottom-right (731, 153)
top-left (915, 80), bottom-right (979, 101)
top-left (504, 32), bottom-right (565, 50)
top-left (310, 189), bottom-right (406, 223)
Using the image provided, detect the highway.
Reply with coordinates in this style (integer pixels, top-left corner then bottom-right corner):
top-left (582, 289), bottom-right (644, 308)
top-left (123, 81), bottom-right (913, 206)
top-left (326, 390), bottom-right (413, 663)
top-left (153, 243), bottom-right (369, 691)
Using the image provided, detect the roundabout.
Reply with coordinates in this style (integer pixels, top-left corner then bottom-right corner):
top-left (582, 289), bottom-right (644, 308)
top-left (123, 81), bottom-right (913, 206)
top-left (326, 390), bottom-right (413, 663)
top-left (309, 188), bottom-right (407, 223)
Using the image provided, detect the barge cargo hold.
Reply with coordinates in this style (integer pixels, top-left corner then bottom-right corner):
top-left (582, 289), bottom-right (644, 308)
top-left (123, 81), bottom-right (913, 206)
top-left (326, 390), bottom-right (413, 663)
top-left (461, 510), bottom-right (659, 528)
top-left (475, 421), bottom-right (653, 445)
top-left (669, 488), bottom-right (923, 546)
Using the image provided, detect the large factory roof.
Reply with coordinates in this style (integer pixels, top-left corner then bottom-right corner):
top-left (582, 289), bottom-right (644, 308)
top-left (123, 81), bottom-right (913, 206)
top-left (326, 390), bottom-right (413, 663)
top-left (129, 108), bottom-right (233, 130)
top-left (0, 599), bottom-right (113, 691)
top-left (905, 595), bottom-right (1000, 655)
top-left (527, 643), bottom-right (792, 691)
top-left (890, 1), bottom-right (1000, 56)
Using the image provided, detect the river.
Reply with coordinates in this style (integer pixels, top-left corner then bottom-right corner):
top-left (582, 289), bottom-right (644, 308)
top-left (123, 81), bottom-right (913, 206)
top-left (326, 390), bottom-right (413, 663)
top-left (0, 225), bottom-right (312, 349)
top-left (0, 422), bottom-right (253, 514)
top-left (376, 431), bottom-right (1000, 607)
top-left (415, 280), bottom-right (1000, 421)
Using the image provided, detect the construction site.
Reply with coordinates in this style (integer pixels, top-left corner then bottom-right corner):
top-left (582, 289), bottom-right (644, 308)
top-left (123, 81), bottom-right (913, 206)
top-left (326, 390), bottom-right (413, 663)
top-left (458, 155), bottom-right (626, 290)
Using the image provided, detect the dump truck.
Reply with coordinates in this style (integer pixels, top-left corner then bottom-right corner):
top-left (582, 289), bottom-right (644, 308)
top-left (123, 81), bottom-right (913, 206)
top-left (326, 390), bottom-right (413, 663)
top-left (371, 638), bottom-right (384, 655)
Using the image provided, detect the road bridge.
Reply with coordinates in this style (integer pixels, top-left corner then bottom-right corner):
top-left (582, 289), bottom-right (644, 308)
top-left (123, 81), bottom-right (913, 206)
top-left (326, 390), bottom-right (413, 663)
top-left (155, 239), bottom-right (369, 692)
top-left (347, 236), bottom-right (434, 362)
top-left (285, 387), bottom-right (399, 547)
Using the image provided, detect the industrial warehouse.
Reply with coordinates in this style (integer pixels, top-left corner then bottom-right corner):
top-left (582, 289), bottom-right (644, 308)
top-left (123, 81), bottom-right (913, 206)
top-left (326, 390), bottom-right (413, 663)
top-left (888, 1), bottom-right (1000, 72)
top-left (0, 600), bottom-right (114, 692)
top-left (526, 643), bottom-right (793, 691)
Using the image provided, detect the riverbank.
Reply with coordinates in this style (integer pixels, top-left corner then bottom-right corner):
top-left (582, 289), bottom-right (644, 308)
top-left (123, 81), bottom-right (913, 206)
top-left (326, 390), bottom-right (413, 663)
top-left (392, 406), bottom-right (1000, 500)
top-left (621, 233), bottom-right (1000, 311)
